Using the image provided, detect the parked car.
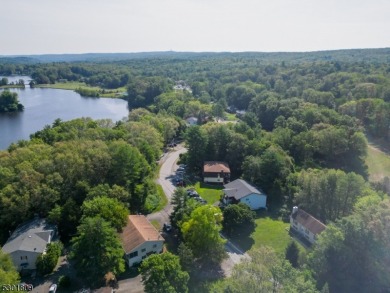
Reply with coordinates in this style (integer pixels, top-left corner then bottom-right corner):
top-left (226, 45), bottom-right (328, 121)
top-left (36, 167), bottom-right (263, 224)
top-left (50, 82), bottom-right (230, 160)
top-left (187, 190), bottom-right (199, 197)
top-left (177, 166), bottom-right (185, 172)
top-left (48, 284), bottom-right (57, 293)
top-left (163, 223), bottom-right (172, 232)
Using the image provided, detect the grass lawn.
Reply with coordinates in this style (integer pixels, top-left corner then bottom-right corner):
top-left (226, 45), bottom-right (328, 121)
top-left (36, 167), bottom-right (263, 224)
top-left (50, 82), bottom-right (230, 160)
top-left (194, 182), bottom-right (223, 204)
top-left (150, 219), bottom-right (161, 231)
top-left (153, 184), bottom-right (168, 212)
top-left (35, 82), bottom-right (126, 98)
top-left (224, 112), bottom-right (237, 121)
top-left (366, 144), bottom-right (390, 181)
top-left (250, 216), bottom-right (292, 254)
top-left (230, 211), bottom-right (303, 256)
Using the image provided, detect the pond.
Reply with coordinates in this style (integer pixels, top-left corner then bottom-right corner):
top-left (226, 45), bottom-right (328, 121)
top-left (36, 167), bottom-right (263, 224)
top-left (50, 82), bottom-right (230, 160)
top-left (0, 78), bottom-right (129, 149)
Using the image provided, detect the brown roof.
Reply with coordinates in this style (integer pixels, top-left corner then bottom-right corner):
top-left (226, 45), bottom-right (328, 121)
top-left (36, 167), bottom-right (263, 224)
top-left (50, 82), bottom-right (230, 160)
top-left (203, 161), bottom-right (231, 173)
top-left (292, 209), bottom-right (326, 235)
top-left (120, 215), bottom-right (164, 254)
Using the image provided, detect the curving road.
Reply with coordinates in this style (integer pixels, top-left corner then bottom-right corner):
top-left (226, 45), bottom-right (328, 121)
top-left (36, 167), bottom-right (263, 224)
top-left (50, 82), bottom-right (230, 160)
top-left (147, 145), bottom-right (187, 225)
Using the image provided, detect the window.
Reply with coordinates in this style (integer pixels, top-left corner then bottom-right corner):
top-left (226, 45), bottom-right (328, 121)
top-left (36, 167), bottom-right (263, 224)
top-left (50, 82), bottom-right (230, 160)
top-left (153, 244), bottom-right (157, 248)
top-left (20, 256), bottom-right (28, 260)
top-left (141, 248), bottom-right (146, 253)
top-left (129, 251), bottom-right (138, 259)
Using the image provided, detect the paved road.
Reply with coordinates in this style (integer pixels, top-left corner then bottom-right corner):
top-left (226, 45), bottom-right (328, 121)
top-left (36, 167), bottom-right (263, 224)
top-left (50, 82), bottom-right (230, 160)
top-left (147, 145), bottom-right (187, 225)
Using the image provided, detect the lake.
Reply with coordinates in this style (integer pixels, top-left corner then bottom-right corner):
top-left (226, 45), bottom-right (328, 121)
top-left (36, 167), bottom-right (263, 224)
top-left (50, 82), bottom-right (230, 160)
top-left (0, 79), bottom-right (129, 149)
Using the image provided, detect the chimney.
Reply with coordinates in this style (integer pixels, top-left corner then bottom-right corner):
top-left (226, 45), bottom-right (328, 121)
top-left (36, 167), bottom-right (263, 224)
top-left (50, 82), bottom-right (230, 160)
top-left (292, 206), bottom-right (298, 215)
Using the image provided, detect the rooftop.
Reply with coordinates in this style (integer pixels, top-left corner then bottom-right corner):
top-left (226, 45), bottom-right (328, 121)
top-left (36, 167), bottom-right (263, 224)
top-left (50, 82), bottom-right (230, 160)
top-left (224, 179), bottom-right (266, 200)
top-left (204, 161), bottom-right (231, 173)
top-left (292, 209), bottom-right (326, 235)
top-left (120, 215), bottom-right (164, 254)
top-left (2, 218), bottom-right (55, 254)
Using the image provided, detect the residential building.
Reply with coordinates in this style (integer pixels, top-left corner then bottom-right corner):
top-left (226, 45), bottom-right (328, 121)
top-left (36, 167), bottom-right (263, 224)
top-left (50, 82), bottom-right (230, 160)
top-left (203, 161), bottom-right (231, 184)
top-left (185, 117), bottom-right (198, 126)
top-left (1, 218), bottom-right (56, 271)
top-left (120, 215), bottom-right (164, 267)
top-left (223, 179), bottom-right (267, 210)
top-left (290, 207), bottom-right (326, 244)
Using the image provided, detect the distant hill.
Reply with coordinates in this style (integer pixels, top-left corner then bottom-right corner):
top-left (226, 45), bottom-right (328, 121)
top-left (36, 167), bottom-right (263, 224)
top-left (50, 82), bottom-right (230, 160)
top-left (1, 48), bottom-right (390, 64)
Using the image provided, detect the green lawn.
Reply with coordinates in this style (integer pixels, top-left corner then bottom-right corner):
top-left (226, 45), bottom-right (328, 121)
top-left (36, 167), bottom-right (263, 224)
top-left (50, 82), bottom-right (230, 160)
top-left (230, 212), bottom-right (301, 256)
top-left (154, 184), bottom-right (168, 212)
top-left (366, 144), bottom-right (390, 181)
top-left (224, 112), bottom-right (237, 121)
top-left (35, 82), bottom-right (126, 98)
top-left (194, 182), bottom-right (223, 204)
top-left (150, 219), bottom-right (161, 231)
top-left (250, 217), bottom-right (292, 254)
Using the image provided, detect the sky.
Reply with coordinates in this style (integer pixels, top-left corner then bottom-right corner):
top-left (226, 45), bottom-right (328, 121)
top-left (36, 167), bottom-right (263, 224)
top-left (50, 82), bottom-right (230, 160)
top-left (1, 0), bottom-right (389, 55)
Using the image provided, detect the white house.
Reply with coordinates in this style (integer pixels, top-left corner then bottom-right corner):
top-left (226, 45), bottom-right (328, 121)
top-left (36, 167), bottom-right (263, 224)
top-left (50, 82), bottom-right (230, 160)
top-left (185, 117), bottom-right (198, 126)
top-left (223, 179), bottom-right (267, 210)
top-left (1, 218), bottom-right (56, 271)
top-left (290, 207), bottom-right (326, 244)
top-left (120, 215), bottom-right (164, 267)
top-left (203, 161), bottom-right (231, 184)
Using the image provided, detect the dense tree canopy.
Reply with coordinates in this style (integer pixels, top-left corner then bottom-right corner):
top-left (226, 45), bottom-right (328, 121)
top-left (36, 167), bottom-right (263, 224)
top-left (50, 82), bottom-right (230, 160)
top-left (70, 217), bottom-right (125, 285)
top-left (0, 90), bottom-right (24, 112)
top-left (0, 250), bottom-right (20, 286)
top-left (140, 253), bottom-right (190, 293)
top-left (181, 205), bottom-right (226, 266)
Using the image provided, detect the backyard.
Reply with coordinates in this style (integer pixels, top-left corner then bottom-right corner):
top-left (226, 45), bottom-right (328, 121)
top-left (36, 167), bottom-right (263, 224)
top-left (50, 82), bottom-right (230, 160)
top-left (194, 182), bottom-right (223, 204)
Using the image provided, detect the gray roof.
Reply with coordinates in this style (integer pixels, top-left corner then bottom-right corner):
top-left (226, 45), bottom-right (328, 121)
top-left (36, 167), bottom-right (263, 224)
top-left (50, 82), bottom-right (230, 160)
top-left (224, 179), bottom-right (266, 200)
top-left (2, 218), bottom-right (55, 254)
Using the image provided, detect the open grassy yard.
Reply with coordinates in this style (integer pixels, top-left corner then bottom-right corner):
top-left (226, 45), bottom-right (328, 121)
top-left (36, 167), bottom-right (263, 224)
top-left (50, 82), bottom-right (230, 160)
top-left (194, 182), bottom-right (223, 204)
top-left (366, 144), bottom-right (390, 181)
top-left (231, 214), bottom-right (292, 255)
top-left (251, 216), bottom-right (292, 254)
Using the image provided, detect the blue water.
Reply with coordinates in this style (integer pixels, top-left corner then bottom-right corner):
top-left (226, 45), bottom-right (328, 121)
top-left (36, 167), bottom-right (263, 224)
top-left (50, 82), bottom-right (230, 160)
top-left (0, 79), bottom-right (128, 149)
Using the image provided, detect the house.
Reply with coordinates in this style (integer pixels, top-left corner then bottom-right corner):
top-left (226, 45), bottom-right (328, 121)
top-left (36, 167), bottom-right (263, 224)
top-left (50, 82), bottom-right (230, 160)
top-left (290, 207), bottom-right (326, 244)
top-left (1, 218), bottom-right (56, 271)
top-left (223, 179), bottom-right (267, 210)
top-left (185, 116), bottom-right (198, 126)
top-left (120, 215), bottom-right (164, 267)
top-left (203, 161), bottom-right (231, 184)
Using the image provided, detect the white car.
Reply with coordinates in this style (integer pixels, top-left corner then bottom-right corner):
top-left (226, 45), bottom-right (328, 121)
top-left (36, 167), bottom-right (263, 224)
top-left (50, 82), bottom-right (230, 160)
top-left (49, 284), bottom-right (57, 293)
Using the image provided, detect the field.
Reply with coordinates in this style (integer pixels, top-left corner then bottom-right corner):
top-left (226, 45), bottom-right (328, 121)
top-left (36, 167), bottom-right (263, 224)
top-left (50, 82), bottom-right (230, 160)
top-left (35, 82), bottom-right (126, 98)
top-left (230, 213), bottom-right (293, 255)
top-left (194, 182), bottom-right (223, 204)
top-left (366, 144), bottom-right (390, 181)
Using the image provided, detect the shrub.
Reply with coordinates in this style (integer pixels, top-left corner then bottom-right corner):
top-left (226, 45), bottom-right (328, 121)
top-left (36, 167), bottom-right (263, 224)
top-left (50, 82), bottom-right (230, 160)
top-left (58, 275), bottom-right (71, 288)
top-left (36, 242), bottom-right (63, 275)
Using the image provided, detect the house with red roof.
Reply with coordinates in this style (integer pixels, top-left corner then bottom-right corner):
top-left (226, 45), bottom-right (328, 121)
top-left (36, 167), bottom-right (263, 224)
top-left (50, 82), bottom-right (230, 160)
top-left (290, 207), bottom-right (326, 244)
top-left (120, 215), bottom-right (164, 267)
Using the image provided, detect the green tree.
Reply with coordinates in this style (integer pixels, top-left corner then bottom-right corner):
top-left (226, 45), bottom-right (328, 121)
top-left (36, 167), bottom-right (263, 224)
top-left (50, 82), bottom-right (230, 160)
top-left (81, 196), bottom-right (128, 231)
top-left (0, 250), bottom-right (20, 286)
top-left (296, 168), bottom-right (366, 223)
top-left (285, 241), bottom-right (299, 268)
top-left (36, 242), bottom-right (63, 275)
top-left (70, 217), bottom-right (125, 285)
top-left (140, 252), bottom-right (189, 293)
top-left (181, 205), bottom-right (226, 266)
top-left (210, 246), bottom-right (318, 293)
top-left (222, 203), bottom-right (256, 237)
top-left (0, 90), bottom-right (24, 112)
top-left (185, 126), bottom-right (208, 173)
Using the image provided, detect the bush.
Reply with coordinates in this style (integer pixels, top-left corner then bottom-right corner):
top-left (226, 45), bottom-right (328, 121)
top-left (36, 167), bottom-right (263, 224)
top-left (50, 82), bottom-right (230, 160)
top-left (58, 275), bottom-right (71, 288)
top-left (36, 242), bottom-right (63, 275)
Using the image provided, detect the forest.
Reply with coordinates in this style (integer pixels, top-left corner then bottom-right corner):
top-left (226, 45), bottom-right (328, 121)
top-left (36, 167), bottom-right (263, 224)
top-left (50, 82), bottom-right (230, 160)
top-left (0, 49), bottom-right (389, 292)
